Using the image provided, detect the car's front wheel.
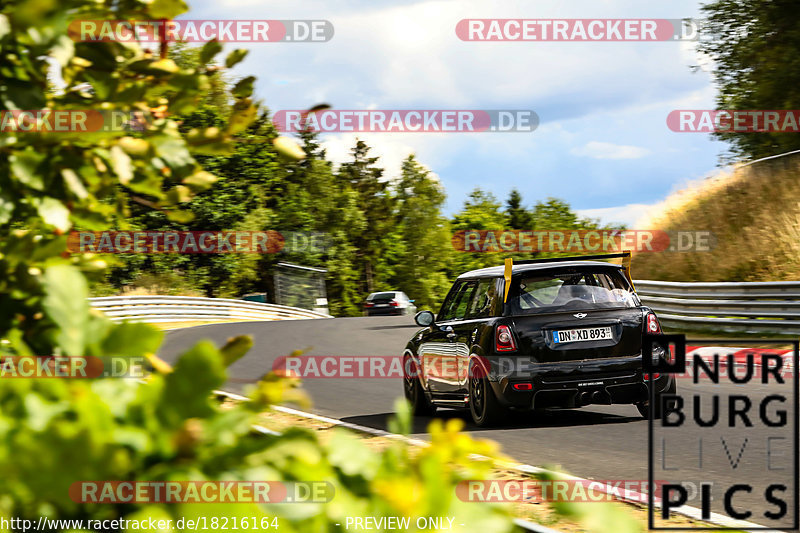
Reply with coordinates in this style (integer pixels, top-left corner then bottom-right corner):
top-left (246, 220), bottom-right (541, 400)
top-left (468, 361), bottom-right (507, 427)
top-left (403, 354), bottom-right (436, 416)
top-left (636, 379), bottom-right (677, 419)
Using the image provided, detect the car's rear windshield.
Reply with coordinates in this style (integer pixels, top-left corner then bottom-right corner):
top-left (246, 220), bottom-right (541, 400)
top-left (507, 267), bottom-right (638, 315)
top-left (368, 292), bottom-right (396, 300)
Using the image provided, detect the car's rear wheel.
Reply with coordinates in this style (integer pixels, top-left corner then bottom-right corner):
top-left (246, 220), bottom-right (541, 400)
top-left (403, 355), bottom-right (436, 416)
top-left (468, 361), bottom-right (507, 427)
top-left (636, 379), bottom-right (677, 419)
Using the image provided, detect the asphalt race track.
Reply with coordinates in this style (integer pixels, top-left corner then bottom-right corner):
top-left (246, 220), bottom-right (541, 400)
top-left (159, 317), bottom-right (798, 528)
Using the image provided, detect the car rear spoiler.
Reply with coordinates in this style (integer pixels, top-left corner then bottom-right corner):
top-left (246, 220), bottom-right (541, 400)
top-left (503, 251), bottom-right (634, 303)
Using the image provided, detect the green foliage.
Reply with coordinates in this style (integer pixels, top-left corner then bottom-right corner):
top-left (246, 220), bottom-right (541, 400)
top-left (0, 0), bottom-right (259, 348)
top-left (338, 140), bottom-right (394, 295)
top-left (7, 0), bottom-right (620, 322)
top-left (452, 189), bottom-right (507, 231)
top-left (108, 107), bottom-right (282, 297)
top-left (0, 0), bottom-right (658, 530)
top-left (0, 1), bottom-right (521, 530)
top-left (389, 156), bottom-right (453, 311)
top-left (450, 189), bottom-right (507, 272)
top-left (506, 189), bottom-right (532, 229)
top-left (531, 198), bottom-right (601, 231)
top-left (0, 316), bottom-right (518, 531)
top-left (533, 469), bottom-right (642, 533)
top-left (699, 0), bottom-right (800, 160)
top-left (449, 190), bottom-right (608, 276)
top-left (80, 38), bottom-right (606, 316)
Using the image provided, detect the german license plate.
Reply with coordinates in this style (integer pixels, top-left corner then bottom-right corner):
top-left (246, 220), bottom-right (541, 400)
top-left (552, 327), bottom-right (612, 344)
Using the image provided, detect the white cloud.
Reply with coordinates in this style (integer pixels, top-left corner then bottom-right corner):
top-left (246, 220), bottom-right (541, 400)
top-left (188, 0), bottom-right (724, 215)
top-left (577, 203), bottom-right (657, 227)
top-left (571, 141), bottom-right (651, 159)
top-left (320, 132), bottom-right (448, 182)
top-left (220, 0), bottom-right (710, 117)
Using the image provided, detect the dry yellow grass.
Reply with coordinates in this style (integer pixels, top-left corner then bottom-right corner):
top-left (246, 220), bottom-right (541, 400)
top-left (632, 153), bottom-right (800, 281)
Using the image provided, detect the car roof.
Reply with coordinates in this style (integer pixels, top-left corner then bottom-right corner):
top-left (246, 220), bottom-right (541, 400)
top-left (456, 260), bottom-right (625, 279)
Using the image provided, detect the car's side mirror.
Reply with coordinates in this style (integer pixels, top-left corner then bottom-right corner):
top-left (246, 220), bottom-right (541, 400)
top-left (415, 310), bottom-right (435, 327)
top-left (409, 299), bottom-right (415, 303)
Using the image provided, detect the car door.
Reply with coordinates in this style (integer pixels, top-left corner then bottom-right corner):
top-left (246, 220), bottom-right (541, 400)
top-left (419, 280), bottom-right (477, 393)
top-left (448, 278), bottom-right (502, 393)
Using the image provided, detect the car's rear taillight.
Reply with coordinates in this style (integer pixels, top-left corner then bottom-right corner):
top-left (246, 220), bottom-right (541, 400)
top-left (645, 312), bottom-right (670, 370)
top-left (495, 325), bottom-right (517, 352)
top-left (512, 383), bottom-right (533, 391)
top-left (646, 312), bottom-right (662, 334)
top-left (389, 300), bottom-right (399, 307)
top-left (365, 302), bottom-right (374, 308)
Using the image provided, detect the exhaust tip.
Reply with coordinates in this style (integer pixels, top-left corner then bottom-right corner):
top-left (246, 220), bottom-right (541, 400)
top-left (591, 390), bottom-right (612, 405)
top-left (579, 391), bottom-right (592, 405)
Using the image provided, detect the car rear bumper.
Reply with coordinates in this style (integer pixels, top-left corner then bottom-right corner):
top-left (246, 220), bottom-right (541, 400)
top-left (365, 307), bottom-right (404, 316)
top-left (485, 355), bottom-right (674, 409)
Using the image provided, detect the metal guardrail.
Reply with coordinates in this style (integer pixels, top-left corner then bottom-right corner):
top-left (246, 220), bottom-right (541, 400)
top-left (93, 281), bottom-right (800, 333)
top-left (89, 295), bottom-right (332, 323)
top-left (634, 280), bottom-right (800, 335)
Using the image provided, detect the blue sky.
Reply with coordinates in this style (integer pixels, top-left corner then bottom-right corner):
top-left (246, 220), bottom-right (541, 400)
top-left (189, 0), bottom-right (729, 226)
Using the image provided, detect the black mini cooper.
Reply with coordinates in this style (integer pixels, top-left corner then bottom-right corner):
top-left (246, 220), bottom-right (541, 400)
top-left (403, 253), bottom-right (676, 426)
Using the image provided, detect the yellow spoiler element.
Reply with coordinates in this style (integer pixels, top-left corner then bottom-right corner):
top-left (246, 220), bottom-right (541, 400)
top-left (501, 251), bottom-right (634, 302)
top-left (504, 257), bottom-right (512, 303)
top-left (621, 250), bottom-right (635, 290)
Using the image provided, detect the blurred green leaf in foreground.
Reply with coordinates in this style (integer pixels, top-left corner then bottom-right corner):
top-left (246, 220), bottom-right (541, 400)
top-left (0, 0), bottom-right (520, 530)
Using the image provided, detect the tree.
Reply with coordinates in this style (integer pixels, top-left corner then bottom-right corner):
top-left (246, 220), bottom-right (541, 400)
top-left (0, 1), bottom-right (521, 531)
top-left (337, 140), bottom-right (394, 294)
top-left (390, 155), bottom-right (452, 310)
top-left (108, 108), bottom-right (282, 297)
top-left (531, 198), bottom-right (600, 231)
top-left (452, 188), bottom-right (507, 230)
top-left (699, 0), bottom-right (800, 160)
top-left (0, 0), bottom-right (264, 350)
top-left (450, 188), bottom-right (508, 272)
top-left (506, 189), bottom-right (532, 229)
